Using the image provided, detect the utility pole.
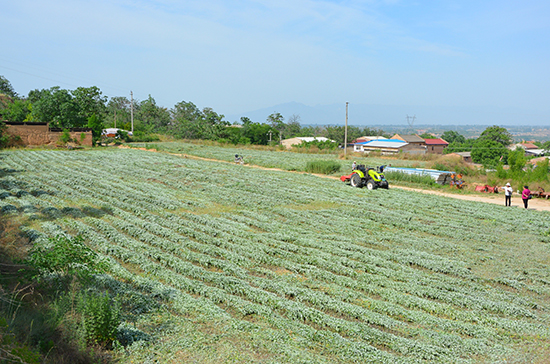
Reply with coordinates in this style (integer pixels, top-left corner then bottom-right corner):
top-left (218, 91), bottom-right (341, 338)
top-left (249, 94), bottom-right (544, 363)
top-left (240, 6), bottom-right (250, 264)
top-left (268, 130), bottom-right (272, 142)
top-left (344, 102), bottom-right (349, 157)
top-left (130, 91), bottom-right (134, 134)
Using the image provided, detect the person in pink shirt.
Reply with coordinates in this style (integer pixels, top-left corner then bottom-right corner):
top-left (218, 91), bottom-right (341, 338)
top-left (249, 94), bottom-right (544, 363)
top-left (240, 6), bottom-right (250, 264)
top-left (521, 185), bottom-right (531, 209)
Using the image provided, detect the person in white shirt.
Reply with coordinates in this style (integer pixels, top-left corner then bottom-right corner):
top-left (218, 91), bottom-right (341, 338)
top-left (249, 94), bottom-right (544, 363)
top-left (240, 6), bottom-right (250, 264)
top-left (503, 182), bottom-right (513, 206)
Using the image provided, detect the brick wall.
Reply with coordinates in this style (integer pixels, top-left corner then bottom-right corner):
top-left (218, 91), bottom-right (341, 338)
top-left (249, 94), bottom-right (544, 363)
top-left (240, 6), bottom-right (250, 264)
top-left (4, 122), bottom-right (93, 147)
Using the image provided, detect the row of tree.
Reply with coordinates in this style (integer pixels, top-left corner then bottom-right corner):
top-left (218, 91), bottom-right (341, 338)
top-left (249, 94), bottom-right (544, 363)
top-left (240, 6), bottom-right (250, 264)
top-left (439, 127), bottom-right (550, 167)
top-left (0, 76), bottom-right (387, 146)
top-left (2, 75), bottom-right (548, 166)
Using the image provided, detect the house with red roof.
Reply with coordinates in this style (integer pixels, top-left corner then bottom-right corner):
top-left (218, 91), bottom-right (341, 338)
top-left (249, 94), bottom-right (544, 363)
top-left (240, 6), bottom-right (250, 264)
top-left (424, 138), bottom-right (449, 154)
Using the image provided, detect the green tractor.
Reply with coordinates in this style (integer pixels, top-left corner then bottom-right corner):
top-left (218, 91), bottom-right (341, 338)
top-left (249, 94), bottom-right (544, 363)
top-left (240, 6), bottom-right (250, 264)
top-left (340, 165), bottom-right (389, 190)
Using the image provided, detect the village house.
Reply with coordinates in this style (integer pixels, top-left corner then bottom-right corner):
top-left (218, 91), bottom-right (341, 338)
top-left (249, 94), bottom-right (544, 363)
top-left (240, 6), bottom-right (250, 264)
top-left (353, 138), bottom-right (426, 155)
top-left (391, 134), bottom-right (426, 147)
top-left (424, 138), bottom-right (449, 154)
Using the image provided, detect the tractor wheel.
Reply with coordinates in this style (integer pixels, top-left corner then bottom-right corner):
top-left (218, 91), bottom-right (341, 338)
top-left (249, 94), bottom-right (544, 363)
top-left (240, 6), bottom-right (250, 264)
top-left (366, 180), bottom-right (376, 190)
top-left (380, 181), bottom-right (389, 189)
top-left (350, 174), bottom-right (362, 188)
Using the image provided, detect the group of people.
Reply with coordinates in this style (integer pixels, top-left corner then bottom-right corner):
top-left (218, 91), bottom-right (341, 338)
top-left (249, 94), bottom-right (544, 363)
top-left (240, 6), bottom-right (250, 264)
top-left (502, 183), bottom-right (532, 209)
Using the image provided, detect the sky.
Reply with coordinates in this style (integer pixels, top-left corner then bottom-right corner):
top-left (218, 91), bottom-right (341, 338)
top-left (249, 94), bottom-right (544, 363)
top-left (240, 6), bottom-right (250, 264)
top-left (1, 0), bottom-right (550, 125)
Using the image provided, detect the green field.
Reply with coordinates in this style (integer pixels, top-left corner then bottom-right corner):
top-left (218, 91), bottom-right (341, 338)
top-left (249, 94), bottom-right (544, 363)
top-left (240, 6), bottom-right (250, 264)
top-left (129, 141), bottom-right (430, 171)
top-left (1, 148), bottom-right (550, 363)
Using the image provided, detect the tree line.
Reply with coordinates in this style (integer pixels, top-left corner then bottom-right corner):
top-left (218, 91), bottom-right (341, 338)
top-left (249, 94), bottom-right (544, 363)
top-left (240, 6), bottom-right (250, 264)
top-left (0, 76), bottom-right (385, 147)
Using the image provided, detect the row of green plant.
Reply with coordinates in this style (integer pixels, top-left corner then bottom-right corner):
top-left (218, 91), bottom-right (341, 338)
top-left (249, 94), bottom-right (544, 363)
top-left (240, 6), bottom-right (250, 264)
top-left (383, 171), bottom-right (438, 187)
top-left (305, 160), bottom-right (342, 174)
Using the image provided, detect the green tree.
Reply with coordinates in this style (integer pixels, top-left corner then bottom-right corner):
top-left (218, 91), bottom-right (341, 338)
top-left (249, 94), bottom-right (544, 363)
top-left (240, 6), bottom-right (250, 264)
top-left (72, 86), bottom-right (107, 119)
top-left (0, 76), bottom-right (17, 98)
top-left (242, 122), bottom-right (272, 145)
top-left (419, 133), bottom-right (436, 139)
top-left (87, 114), bottom-right (104, 145)
top-left (507, 148), bottom-right (527, 176)
top-left (477, 125), bottom-right (513, 147)
top-left (471, 139), bottom-right (509, 166)
top-left (202, 107), bottom-right (229, 140)
top-left (267, 112), bottom-right (285, 141)
top-left (0, 98), bottom-right (31, 122)
top-left (106, 96), bottom-right (131, 129)
top-left (171, 100), bottom-right (204, 139)
top-left (323, 125), bottom-right (363, 145)
top-left (441, 130), bottom-right (466, 144)
top-left (138, 95), bottom-right (171, 132)
top-left (28, 87), bottom-right (81, 128)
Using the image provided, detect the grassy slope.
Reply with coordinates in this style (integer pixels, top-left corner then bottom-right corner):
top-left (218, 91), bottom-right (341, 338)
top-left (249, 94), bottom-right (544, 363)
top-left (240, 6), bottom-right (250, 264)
top-left (0, 148), bottom-right (549, 363)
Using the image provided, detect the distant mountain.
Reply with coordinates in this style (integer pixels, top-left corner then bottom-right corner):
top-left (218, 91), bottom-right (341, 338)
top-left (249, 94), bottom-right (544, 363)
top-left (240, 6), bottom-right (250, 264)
top-left (225, 102), bottom-right (549, 126)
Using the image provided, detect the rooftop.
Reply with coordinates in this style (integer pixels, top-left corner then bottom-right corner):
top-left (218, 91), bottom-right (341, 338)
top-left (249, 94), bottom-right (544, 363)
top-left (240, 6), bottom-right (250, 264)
top-left (424, 138), bottom-right (449, 145)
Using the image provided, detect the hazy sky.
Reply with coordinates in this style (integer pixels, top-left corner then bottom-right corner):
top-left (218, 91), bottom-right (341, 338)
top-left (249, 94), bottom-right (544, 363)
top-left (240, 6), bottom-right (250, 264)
top-left (1, 0), bottom-right (549, 123)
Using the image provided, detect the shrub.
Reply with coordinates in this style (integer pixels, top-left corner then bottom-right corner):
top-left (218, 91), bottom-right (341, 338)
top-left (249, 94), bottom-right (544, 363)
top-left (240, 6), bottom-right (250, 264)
top-left (79, 292), bottom-right (120, 347)
top-left (27, 235), bottom-right (107, 285)
top-left (59, 129), bottom-right (72, 144)
top-left (305, 160), bottom-right (341, 174)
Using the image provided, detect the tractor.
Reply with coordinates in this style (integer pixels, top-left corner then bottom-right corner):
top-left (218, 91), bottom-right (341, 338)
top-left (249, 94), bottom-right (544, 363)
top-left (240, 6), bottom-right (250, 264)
top-left (340, 165), bottom-right (389, 190)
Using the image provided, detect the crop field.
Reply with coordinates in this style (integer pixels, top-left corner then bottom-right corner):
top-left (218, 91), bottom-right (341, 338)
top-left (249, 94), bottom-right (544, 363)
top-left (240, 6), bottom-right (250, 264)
top-left (1, 148), bottom-right (550, 363)
top-left (129, 141), bottom-right (429, 171)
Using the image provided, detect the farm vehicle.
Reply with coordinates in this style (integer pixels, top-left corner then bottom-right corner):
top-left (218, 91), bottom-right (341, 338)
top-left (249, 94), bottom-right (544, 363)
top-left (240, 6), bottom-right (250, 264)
top-left (340, 165), bottom-right (389, 190)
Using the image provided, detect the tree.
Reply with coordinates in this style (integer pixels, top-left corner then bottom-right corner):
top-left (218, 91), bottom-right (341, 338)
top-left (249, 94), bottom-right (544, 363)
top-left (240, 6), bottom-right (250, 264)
top-left (284, 114), bottom-right (302, 139)
top-left (138, 95), bottom-right (171, 132)
top-left (87, 114), bottom-right (104, 145)
top-left (28, 87), bottom-right (81, 128)
top-left (267, 112), bottom-right (285, 141)
top-left (477, 125), bottom-right (513, 147)
top-left (419, 133), bottom-right (436, 139)
top-left (171, 100), bottom-right (204, 139)
top-left (72, 86), bottom-right (107, 122)
top-left (444, 139), bottom-right (475, 154)
top-left (0, 98), bottom-right (31, 122)
top-left (507, 148), bottom-right (527, 177)
top-left (441, 130), bottom-right (466, 144)
top-left (471, 139), bottom-right (509, 166)
top-left (0, 76), bottom-right (17, 98)
top-left (106, 96), bottom-right (131, 129)
top-left (201, 107), bottom-right (229, 140)
top-left (242, 122), bottom-right (272, 145)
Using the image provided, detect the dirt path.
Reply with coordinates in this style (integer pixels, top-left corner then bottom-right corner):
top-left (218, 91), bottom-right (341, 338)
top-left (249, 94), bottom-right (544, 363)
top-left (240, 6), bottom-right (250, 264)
top-left (122, 146), bottom-right (550, 212)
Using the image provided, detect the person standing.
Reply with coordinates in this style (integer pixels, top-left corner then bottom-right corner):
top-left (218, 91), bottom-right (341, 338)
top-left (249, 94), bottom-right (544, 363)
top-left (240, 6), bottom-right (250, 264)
top-left (522, 185), bottom-right (531, 209)
top-left (352, 161), bottom-right (357, 171)
top-left (503, 182), bottom-right (513, 206)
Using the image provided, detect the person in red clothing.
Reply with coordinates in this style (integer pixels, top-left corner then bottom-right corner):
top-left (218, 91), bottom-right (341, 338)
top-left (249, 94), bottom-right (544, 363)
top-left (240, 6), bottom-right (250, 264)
top-left (521, 185), bottom-right (531, 209)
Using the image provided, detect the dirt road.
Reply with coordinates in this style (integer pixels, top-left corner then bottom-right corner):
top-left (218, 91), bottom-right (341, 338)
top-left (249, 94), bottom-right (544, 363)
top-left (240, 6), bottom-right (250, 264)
top-left (123, 146), bottom-right (550, 212)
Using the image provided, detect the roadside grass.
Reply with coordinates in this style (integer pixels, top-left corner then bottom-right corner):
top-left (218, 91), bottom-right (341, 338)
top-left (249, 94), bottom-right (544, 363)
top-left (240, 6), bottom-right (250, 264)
top-left (0, 215), bottom-right (105, 364)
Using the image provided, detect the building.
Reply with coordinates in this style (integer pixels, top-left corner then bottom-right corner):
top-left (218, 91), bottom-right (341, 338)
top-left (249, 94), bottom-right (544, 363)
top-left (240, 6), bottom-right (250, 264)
top-left (391, 134), bottom-right (426, 147)
top-left (353, 139), bottom-right (426, 155)
top-left (509, 142), bottom-right (539, 151)
top-left (448, 152), bottom-right (472, 163)
top-left (424, 138), bottom-right (449, 154)
top-left (280, 137), bottom-right (335, 149)
top-left (353, 136), bottom-right (386, 143)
